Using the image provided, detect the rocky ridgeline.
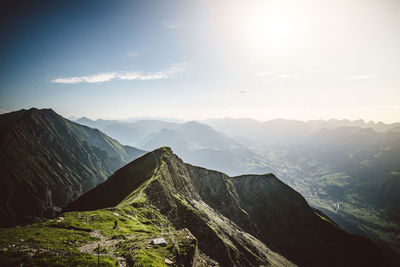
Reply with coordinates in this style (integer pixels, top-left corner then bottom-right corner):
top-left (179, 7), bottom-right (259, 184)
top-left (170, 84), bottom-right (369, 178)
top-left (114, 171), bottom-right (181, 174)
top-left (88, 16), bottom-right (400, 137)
top-left (62, 147), bottom-right (386, 266)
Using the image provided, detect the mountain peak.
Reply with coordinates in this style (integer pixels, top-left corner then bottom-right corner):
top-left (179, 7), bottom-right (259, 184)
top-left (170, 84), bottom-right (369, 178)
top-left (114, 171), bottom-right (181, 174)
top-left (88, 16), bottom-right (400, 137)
top-left (76, 116), bottom-right (94, 123)
top-left (0, 108), bottom-right (145, 226)
top-left (26, 107), bottom-right (56, 115)
top-left (181, 120), bottom-right (215, 131)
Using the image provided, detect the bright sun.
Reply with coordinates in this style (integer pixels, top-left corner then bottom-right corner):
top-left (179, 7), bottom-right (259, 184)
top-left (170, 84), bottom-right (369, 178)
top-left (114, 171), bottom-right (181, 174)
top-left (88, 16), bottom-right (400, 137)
top-left (232, 1), bottom-right (299, 52)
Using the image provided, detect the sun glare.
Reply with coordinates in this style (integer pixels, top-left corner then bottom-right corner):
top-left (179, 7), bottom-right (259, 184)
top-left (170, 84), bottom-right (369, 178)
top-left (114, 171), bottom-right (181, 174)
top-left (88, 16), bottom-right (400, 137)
top-left (234, 2), bottom-right (297, 52)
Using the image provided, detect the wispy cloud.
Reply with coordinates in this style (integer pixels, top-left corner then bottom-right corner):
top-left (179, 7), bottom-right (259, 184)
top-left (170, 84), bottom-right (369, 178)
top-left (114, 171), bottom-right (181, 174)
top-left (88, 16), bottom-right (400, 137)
top-left (162, 20), bottom-right (183, 29)
top-left (126, 51), bottom-right (138, 57)
top-left (52, 63), bottom-right (189, 84)
top-left (347, 75), bottom-right (376, 80)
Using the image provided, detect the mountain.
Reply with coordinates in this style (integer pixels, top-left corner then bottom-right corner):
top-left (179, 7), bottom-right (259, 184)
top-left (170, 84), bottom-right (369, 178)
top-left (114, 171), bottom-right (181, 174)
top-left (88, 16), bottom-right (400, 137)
top-left (273, 126), bottom-right (400, 217)
top-left (256, 126), bottom-right (400, 263)
top-left (300, 127), bottom-right (400, 221)
top-left (75, 118), bottom-right (273, 175)
top-left (0, 108), bottom-right (145, 227)
top-left (59, 147), bottom-right (386, 267)
top-left (75, 117), bottom-right (179, 146)
top-left (139, 121), bottom-right (270, 176)
top-left (66, 120), bottom-right (144, 169)
top-left (205, 118), bottom-right (400, 144)
top-left (203, 118), bottom-right (400, 260)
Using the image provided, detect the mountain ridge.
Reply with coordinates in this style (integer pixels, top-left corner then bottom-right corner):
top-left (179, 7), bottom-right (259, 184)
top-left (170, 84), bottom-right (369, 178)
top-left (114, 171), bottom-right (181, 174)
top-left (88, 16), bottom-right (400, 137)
top-left (0, 108), bottom-right (145, 227)
top-left (63, 147), bottom-right (386, 266)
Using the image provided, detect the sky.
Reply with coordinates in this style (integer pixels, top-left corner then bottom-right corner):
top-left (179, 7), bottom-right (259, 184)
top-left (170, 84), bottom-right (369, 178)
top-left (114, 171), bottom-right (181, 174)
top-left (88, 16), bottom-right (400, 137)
top-left (1, 0), bottom-right (400, 123)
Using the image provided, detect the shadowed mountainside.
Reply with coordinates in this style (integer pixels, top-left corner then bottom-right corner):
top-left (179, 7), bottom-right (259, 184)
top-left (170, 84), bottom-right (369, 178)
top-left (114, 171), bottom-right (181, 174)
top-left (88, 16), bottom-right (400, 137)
top-left (0, 108), bottom-right (145, 227)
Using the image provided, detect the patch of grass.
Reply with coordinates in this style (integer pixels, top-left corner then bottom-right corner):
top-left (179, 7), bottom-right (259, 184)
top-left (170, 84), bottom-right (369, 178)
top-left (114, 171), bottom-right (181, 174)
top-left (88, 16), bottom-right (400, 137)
top-left (0, 224), bottom-right (116, 266)
top-left (0, 224), bottom-right (96, 251)
top-left (0, 201), bottom-right (198, 267)
top-left (135, 249), bottom-right (167, 266)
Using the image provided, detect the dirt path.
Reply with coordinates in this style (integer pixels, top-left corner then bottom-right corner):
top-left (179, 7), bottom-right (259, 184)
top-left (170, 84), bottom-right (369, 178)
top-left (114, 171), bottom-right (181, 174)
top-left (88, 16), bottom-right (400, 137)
top-left (78, 230), bottom-right (127, 267)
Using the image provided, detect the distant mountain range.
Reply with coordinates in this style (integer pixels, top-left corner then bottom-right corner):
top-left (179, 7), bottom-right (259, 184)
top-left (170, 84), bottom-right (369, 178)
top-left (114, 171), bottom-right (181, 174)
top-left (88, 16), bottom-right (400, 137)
top-left (75, 117), bottom-right (272, 176)
top-left (138, 121), bottom-right (270, 176)
top-left (0, 108), bottom-right (145, 227)
top-left (205, 117), bottom-right (400, 143)
top-left (77, 116), bottom-right (400, 147)
top-left (75, 117), bottom-right (180, 147)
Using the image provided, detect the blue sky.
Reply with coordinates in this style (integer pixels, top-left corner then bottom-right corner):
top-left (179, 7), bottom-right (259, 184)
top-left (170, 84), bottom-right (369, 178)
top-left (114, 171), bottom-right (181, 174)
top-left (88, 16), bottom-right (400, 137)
top-left (1, 0), bottom-right (400, 122)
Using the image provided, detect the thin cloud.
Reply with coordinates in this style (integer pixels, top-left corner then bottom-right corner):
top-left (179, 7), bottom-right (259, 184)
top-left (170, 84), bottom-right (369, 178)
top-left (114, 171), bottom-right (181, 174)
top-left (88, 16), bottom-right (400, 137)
top-left (347, 75), bottom-right (376, 80)
top-left (126, 51), bottom-right (138, 57)
top-left (52, 63), bottom-right (189, 84)
top-left (53, 73), bottom-right (117, 84)
top-left (162, 20), bottom-right (183, 29)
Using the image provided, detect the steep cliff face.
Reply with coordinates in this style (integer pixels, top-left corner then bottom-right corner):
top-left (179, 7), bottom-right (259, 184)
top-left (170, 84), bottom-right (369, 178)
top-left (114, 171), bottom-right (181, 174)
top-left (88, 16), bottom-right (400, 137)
top-left (0, 108), bottom-right (145, 227)
top-left (231, 174), bottom-right (384, 267)
top-left (64, 147), bottom-right (386, 266)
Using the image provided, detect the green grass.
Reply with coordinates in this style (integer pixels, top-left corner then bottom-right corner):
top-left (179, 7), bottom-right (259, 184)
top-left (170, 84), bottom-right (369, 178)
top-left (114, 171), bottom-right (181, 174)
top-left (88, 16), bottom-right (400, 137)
top-left (0, 202), bottom-right (196, 266)
top-left (0, 224), bottom-right (95, 250)
top-left (0, 224), bottom-right (117, 266)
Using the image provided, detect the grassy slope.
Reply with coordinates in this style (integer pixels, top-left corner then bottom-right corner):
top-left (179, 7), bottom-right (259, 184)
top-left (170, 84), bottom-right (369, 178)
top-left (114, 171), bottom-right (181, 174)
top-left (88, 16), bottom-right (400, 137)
top-left (0, 205), bottom-right (198, 266)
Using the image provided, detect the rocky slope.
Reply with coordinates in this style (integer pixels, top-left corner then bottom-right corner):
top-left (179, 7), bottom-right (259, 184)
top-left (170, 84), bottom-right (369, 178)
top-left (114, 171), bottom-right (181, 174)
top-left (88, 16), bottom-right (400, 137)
top-left (0, 108), bottom-right (145, 227)
top-left (63, 147), bottom-right (386, 266)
